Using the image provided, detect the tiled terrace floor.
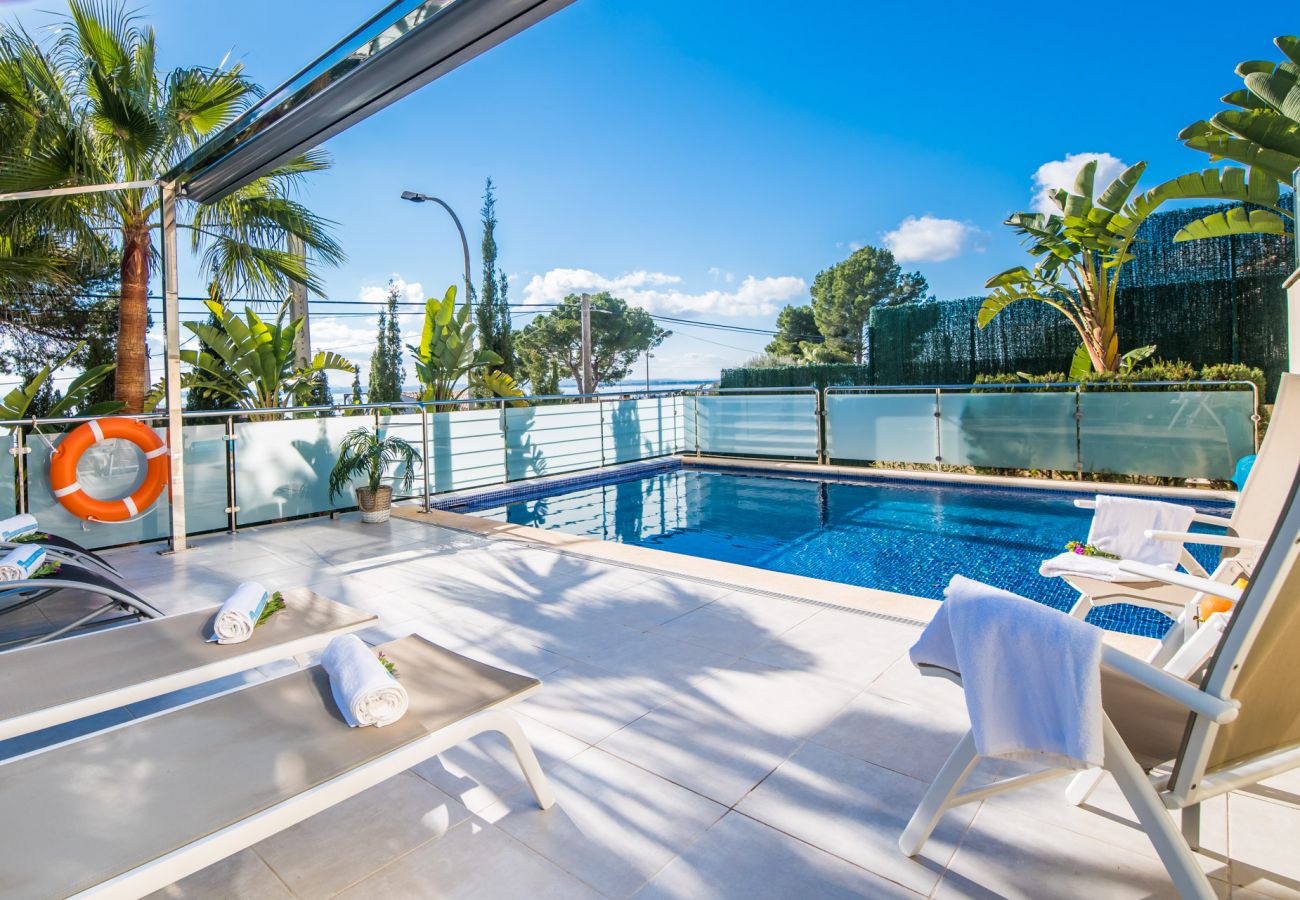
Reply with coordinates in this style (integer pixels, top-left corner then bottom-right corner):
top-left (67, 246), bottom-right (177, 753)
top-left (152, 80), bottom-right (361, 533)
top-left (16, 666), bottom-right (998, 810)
top-left (5, 513), bottom-right (1300, 899)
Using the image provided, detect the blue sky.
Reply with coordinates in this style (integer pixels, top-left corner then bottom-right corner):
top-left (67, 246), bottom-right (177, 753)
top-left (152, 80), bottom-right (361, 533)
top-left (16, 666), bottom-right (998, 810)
top-left (4, 0), bottom-right (1297, 383)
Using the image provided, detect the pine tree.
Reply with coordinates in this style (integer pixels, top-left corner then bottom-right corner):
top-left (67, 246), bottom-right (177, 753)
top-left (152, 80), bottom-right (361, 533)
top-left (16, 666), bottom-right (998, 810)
top-left (309, 371), bottom-right (333, 414)
top-left (347, 368), bottom-right (364, 414)
top-left (475, 177), bottom-right (514, 376)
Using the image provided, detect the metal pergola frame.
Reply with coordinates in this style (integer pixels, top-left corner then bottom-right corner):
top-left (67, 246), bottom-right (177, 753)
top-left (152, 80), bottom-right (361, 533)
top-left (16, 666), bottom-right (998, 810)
top-left (0, 178), bottom-right (190, 552)
top-left (0, 0), bottom-right (575, 552)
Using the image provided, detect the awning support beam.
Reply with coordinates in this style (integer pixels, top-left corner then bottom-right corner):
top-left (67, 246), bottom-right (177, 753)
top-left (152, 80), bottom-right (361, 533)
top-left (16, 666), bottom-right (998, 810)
top-left (158, 181), bottom-right (188, 553)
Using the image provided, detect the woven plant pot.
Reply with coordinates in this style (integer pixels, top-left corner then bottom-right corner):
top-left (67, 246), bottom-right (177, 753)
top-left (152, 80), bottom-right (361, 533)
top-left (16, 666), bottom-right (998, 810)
top-left (356, 485), bottom-right (393, 524)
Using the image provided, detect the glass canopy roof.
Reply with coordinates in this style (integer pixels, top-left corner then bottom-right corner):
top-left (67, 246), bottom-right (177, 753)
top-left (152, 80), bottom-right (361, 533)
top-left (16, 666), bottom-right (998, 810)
top-left (170, 0), bottom-right (573, 203)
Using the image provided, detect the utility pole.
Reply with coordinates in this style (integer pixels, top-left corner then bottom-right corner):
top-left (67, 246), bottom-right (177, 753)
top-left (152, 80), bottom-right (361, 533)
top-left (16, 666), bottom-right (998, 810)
top-left (580, 293), bottom-right (594, 397)
top-left (288, 234), bottom-right (311, 368)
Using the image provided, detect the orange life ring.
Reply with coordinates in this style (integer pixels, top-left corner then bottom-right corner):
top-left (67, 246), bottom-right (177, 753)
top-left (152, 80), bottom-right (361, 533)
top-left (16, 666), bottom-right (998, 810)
top-left (49, 418), bottom-right (170, 522)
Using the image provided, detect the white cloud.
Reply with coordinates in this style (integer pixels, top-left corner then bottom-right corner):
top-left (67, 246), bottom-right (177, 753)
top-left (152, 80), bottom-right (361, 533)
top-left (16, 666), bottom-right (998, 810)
top-left (359, 274), bottom-right (425, 305)
top-left (520, 268), bottom-right (805, 316)
top-left (1031, 152), bottom-right (1128, 215)
top-left (881, 215), bottom-right (984, 263)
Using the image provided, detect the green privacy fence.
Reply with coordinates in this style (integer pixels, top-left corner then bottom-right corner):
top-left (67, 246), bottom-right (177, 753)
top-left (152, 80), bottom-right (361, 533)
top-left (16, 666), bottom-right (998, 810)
top-left (723, 203), bottom-right (1295, 400)
top-left (1, 382), bottom-right (1257, 549)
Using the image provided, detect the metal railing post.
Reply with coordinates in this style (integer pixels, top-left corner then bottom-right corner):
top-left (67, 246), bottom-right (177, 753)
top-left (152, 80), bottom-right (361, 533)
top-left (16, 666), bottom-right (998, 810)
top-left (693, 392), bottom-right (701, 457)
top-left (598, 396), bottom-right (606, 467)
top-left (500, 399), bottom-right (510, 483)
top-left (816, 389), bottom-right (827, 465)
top-left (1074, 385), bottom-right (1084, 478)
top-left (10, 427), bottom-right (27, 515)
top-left (420, 403), bottom-right (432, 512)
top-left (224, 415), bottom-right (239, 533)
top-left (933, 387), bottom-right (943, 471)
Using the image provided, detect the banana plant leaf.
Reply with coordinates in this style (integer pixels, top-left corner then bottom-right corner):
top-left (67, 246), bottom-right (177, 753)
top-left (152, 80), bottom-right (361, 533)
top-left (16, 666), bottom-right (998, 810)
top-left (1173, 207), bottom-right (1289, 242)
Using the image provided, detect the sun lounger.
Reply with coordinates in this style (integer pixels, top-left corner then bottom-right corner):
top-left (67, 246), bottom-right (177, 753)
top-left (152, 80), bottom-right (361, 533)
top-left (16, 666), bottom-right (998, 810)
top-left (0, 559), bottom-right (164, 647)
top-left (0, 634), bottom-right (555, 899)
top-left (900, 462), bottom-right (1300, 899)
top-left (1064, 373), bottom-right (1299, 610)
top-left (0, 588), bottom-right (375, 743)
top-left (1054, 373), bottom-right (1300, 672)
top-left (0, 531), bottom-right (120, 577)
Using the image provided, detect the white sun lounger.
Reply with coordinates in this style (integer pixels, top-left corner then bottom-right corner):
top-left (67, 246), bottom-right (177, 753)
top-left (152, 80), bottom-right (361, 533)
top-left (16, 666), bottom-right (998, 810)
top-left (1062, 373), bottom-right (1300, 625)
top-left (0, 588), bottom-right (375, 743)
top-left (0, 635), bottom-right (553, 899)
top-left (901, 463), bottom-right (1300, 899)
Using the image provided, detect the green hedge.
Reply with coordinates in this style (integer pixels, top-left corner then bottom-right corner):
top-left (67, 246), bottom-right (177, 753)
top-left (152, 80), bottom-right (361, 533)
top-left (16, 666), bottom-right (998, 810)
top-left (973, 361), bottom-right (1265, 396)
top-left (719, 363), bottom-right (871, 391)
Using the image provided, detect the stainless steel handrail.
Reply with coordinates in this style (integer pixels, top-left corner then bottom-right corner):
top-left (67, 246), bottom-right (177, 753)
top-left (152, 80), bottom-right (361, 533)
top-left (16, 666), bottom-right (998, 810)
top-left (0, 379), bottom-right (1260, 551)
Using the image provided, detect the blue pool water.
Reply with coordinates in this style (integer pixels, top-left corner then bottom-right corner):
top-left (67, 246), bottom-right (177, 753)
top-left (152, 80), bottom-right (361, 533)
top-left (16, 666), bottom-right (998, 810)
top-left (464, 464), bottom-right (1232, 637)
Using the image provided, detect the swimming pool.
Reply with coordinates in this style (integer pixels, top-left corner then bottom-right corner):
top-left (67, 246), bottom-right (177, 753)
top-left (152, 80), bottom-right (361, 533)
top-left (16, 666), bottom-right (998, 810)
top-left (459, 462), bottom-right (1232, 637)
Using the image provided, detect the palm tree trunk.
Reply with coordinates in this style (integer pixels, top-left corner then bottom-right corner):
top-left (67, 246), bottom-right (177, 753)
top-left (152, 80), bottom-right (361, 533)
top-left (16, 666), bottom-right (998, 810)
top-left (116, 224), bottom-right (151, 413)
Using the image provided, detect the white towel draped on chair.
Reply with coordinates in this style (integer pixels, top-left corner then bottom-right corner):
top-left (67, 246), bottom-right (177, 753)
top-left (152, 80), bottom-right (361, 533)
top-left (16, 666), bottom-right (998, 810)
top-left (1088, 495), bottom-right (1196, 565)
top-left (910, 575), bottom-right (1104, 769)
top-left (322, 634), bottom-right (409, 728)
top-left (1039, 495), bottom-right (1197, 583)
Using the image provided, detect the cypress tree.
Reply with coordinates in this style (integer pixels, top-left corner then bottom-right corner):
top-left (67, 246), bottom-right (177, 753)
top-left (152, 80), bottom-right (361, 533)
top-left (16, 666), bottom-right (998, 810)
top-left (368, 308), bottom-right (389, 401)
top-left (475, 177), bottom-right (514, 376)
top-left (385, 284), bottom-right (404, 396)
top-left (367, 280), bottom-right (404, 403)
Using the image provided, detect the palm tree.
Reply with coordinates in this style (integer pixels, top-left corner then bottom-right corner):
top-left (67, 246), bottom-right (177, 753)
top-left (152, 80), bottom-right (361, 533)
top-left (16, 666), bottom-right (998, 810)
top-left (0, 1), bottom-right (344, 412)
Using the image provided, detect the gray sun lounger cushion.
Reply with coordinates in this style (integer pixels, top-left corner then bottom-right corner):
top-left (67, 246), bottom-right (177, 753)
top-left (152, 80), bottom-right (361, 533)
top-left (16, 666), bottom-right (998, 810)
top-left (0, 635), bottom-right (540, 899)
top-left (0, 588), bottom-right (376, 741)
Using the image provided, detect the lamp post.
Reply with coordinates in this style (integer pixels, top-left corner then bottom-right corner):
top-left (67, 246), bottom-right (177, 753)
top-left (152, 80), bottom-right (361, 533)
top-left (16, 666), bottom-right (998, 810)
top-left (400, 191), bottom-right (473, 317)
top-left (645, 352), bottom-right (654, 392)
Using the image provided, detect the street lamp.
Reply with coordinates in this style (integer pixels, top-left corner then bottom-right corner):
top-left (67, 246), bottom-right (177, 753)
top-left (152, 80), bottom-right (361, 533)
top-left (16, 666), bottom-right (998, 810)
top-left (645, 352), bottom-right (654, 392)
top-left (400, 191), bottom-right (473, 316)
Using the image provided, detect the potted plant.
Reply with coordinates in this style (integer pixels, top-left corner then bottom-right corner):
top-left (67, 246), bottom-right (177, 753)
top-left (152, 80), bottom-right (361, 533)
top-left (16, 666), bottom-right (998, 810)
top-left (328, 427), bottom-right (421, 524)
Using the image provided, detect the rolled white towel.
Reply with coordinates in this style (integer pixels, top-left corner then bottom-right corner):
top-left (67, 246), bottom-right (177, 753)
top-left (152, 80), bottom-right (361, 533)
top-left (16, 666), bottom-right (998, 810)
top-left (0, 544), bottom-right (45, 581)
top-left (208, 582), bottom-right (269, 644)
top-left (0, 514), bottom-right (39, 542)
top-left (322, 634), bottom-right (409, 728)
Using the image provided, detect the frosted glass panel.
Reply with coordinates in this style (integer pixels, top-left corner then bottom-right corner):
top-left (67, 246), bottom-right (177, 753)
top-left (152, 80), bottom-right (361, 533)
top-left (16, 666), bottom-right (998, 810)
top-left (506, 403), bottom-right (604, 480)
top-left (376, 411), bottom-right (427, 499)
top-left (602, 397), bottom-right (680, 463)
top-left (429, 407), bottom-right (505, 492)
top-left (693, 395), bottom-right (818, 458)
top-left (235, 416), bottom-right (361, 525)
top-left (826, 394), bottom-right (937, 464)
top-left (939, 392), bottom-right (1077, 470)
top-left (24, 422), bottom-right (228, 549)
top-left (1079, 390), bottom-right (1255, 480)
